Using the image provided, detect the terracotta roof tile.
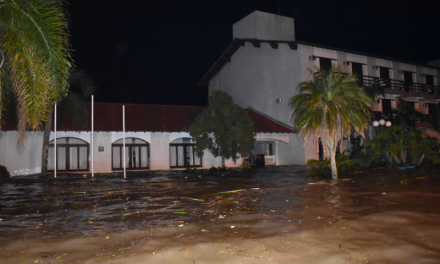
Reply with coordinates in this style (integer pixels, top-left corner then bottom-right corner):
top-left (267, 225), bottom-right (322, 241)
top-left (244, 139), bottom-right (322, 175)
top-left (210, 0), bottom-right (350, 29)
top-left (4, 103), bottom-right (295, 133)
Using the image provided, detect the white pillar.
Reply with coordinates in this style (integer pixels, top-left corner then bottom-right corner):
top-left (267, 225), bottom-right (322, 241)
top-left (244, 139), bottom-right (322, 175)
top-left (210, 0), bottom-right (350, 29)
top-left (54, 103), bottom-right (57, 179)
top-left (123, 105), bottom-right (126, 179)
top-left (91, 95), bottom-right (94, 177)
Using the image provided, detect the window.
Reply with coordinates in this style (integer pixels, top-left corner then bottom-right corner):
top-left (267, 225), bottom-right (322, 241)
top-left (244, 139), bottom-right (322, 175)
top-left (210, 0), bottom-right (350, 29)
top-left (252, 142), bottom-right (274, 156)
top-left (48, 137), bottom-right (89, 171)
top-left (169, 138), bottom-right (202, 168)
top-left (112, 138), bottom-right (149, 170)
top-left (351, 62), bottom-right (364, 85)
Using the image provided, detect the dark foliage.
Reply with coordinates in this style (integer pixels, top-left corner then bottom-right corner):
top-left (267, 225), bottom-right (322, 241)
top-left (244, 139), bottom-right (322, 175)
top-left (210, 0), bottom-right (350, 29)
top-left (0, 165), bottom-right (10, 184)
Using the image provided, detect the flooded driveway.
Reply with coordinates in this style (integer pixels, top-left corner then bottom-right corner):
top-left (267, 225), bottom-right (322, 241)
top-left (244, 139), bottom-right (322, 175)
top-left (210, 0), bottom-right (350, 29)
top-left (1, 165), bottom-right (440, 263)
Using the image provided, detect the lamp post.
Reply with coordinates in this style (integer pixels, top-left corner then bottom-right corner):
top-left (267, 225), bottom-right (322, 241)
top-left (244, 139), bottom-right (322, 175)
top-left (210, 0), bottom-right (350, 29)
top-left (372, 119), bottom-right (392, 133)
top-left (372, 119), bottom-right (392, 167)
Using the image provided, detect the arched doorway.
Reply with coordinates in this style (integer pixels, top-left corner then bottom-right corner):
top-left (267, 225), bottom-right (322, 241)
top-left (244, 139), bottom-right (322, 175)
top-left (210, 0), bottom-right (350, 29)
top-left (169, 138), bottom-right (202, 168)
top-left (112, 138), bottom-right (150, 170)
top-left (251, 141), bottom-right (275, 165)
top-left (48, 137), bottom-right (89, 171)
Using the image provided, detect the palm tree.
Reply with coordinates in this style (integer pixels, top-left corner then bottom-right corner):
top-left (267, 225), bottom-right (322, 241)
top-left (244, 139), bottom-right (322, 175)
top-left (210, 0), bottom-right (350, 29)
top-left (289, 66), bottom-right (373, 179)
top-left (40, 69), bottom-right (96, 177)
top-left (0, 0), bottom-right (72, 147)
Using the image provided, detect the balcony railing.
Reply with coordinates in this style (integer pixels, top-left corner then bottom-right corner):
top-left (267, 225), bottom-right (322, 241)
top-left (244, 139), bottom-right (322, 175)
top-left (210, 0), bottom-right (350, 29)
top-left (372, 111), bottom-right (440, 125)
top-left (362, 76), bottom-right (440, 95)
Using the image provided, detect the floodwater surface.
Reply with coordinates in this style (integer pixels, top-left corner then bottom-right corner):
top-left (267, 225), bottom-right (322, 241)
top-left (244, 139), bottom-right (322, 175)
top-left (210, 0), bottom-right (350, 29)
top-left (1, 165), bottom-right (440, 263)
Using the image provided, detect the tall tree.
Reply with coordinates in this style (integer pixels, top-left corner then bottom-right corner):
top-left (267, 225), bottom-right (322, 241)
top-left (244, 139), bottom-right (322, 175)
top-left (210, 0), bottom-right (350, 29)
top-left (189, 91), bottom-right (255, 168)
top-left (289, 66), bottom-right (373, 179)
top-left (0, 0), bottom-right (73, 147)
top-left (40, 69), bottom-right (96, 177)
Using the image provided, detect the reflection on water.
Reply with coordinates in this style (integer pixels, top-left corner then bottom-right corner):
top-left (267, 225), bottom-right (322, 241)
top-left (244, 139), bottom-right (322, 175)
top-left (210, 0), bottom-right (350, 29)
top-left (0, 166), bottom-right (310, 241)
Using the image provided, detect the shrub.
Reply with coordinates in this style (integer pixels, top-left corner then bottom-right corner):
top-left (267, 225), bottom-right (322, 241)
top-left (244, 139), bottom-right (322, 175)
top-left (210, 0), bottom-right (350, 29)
top-left (0, 165), bottom-right (10, 184)
top-left (306, 155), bottom-right (361, 178)
top-left (240, 159), bottom-right (251, 170)
top-left (185, 166), bottom-right (231, 175)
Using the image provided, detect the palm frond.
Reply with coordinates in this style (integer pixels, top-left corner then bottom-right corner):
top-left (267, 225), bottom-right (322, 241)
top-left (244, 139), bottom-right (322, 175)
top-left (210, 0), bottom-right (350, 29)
top-left (0, 0), bottom-right (73, 134)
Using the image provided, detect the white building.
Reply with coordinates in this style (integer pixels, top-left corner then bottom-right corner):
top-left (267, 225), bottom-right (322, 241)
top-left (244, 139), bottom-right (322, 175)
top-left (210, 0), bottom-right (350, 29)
top-left (199, 11), bottom-right (440, 161)
top-left (0, 103), bottom-right (298, 176)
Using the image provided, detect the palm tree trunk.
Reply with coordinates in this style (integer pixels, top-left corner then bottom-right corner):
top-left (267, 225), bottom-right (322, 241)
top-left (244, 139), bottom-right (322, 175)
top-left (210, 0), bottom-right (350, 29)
top-left (401, 151), bottom-right (406, 166)
top-left (329, 138), bottom-right (338, 179)
top-left (221, 157), bottom-right (225, 169)
top-left (417, 154), bottom-right (425, 166)
top-left (393, 155), bottom-right (401, 165)
top-left (385, 153), bottom-right (392, 163)
top-left (40, 112), bottom-right (53, 178)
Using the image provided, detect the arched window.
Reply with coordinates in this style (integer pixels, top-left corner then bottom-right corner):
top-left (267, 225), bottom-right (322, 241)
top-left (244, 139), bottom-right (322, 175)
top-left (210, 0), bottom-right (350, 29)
top-left (112, 138), bottom-right (149, 170)
top-left (48, 137), bottom-right (89, 171)
top-left (169, 138), bottom-right (202, 168)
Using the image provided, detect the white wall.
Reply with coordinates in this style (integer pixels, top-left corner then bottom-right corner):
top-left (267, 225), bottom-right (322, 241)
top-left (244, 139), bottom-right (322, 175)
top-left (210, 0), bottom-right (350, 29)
top-left (3, 130), bottom-right (303, 175)
top-left (233, 11), bottom-right (295, 41)
top-left (0, 131), bottom-right (44, 176)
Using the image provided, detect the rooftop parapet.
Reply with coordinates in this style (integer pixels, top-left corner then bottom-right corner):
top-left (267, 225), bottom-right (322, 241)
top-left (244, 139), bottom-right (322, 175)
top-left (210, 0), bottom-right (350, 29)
top-left (232, 11), bottom-right (295, 41)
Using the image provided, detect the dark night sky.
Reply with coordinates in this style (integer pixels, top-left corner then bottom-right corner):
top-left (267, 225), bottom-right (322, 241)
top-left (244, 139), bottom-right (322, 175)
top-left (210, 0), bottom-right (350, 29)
top-left (69, 0), bottom-right (440, 106)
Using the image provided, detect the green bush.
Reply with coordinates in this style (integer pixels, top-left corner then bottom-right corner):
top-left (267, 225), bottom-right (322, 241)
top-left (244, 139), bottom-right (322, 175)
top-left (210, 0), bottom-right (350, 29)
top-left (306, 155), bottom-right (361, 178)
top-left (0, 165), bottom-right (10, 184)
top-left (240, 159), bottom-right (251, 170)
top-left (185, 166), bottom-right (231, 175)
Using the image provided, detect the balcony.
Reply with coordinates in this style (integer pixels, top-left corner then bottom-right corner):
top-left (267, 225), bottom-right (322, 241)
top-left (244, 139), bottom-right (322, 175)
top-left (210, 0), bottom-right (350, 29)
top-left (363, 76), bottom-right (440, 95)
top-left (372, 111), bottom-right (440, 127)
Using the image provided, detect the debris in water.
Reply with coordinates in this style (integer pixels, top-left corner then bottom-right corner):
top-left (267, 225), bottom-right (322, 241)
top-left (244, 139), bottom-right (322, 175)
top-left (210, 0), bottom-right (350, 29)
top-left (217, 189), bottom-right (244, 194)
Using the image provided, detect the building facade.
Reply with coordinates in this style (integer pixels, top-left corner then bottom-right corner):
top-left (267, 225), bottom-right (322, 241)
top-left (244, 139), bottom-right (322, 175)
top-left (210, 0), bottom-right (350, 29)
top-left (199, 11), bottom-right (440, 162)
top-left (0, 103), bottom-right (297, 176)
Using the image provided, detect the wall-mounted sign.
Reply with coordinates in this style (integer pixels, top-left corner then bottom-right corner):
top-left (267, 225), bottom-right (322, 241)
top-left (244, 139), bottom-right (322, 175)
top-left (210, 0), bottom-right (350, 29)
top-left (98, 146), bottom-right (104, 152)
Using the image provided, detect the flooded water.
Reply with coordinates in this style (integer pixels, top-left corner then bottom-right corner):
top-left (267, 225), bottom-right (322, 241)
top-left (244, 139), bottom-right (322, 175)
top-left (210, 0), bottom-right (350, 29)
top-left (0, 166), bottom-right (310, 241)
top-left (1, 165), bottom-right (440, 264)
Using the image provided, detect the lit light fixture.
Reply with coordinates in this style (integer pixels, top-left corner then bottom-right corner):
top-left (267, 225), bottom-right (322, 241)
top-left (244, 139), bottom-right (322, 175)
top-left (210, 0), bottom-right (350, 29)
top-left (373, 118), bottom-right (391, 133)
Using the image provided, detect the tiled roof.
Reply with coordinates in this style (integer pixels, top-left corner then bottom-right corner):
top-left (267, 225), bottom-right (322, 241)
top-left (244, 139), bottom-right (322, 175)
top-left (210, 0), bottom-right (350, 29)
top-left (3, 103), bottom-right (295, 133)
top-left (245, 108), bottom-right (295, 133)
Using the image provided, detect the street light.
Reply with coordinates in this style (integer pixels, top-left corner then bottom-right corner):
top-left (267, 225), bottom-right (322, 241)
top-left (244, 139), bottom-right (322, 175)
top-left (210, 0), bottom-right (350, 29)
top-left (372, 119), bottom-right (392, 167)
top-left (373, 119), bottom-right (392, 133)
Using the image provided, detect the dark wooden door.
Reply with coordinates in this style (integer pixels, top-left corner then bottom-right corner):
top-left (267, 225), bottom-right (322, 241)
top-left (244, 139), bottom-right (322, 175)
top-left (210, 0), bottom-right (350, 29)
top-left (428, 104), bottom-right (437, 115)
top-left (351, 62), bottom-right (363, 85)
top-left (426, 75), bottom-right (434, 85)
top-left (380, 67), bottom-right (390, 79)
top-left (406, 101), bottom-right (415, 112)
top-left (404, 71), bottom-right (413, 92)
top-left (382, 99), bottom-right (392, 113)
top-left (319, 58), bottom-right (332, 72)
top-left (404, 71), bottom-right (413, 84)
